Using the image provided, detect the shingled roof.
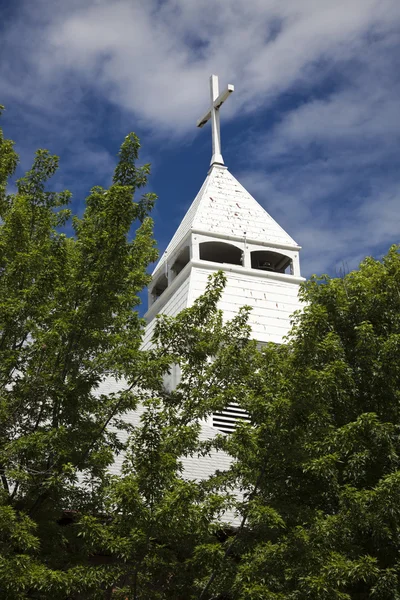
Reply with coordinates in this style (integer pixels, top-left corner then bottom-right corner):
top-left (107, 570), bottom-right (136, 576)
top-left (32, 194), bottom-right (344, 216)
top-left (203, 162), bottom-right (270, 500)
top-left (155, 163), bottom-right (299, 274)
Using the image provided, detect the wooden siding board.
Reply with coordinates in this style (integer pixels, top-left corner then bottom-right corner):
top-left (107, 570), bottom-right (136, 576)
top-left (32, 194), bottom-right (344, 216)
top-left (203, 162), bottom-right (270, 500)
top-left (142, 276), bottom-right (190, 350)
top-left (189, 266), bottom-right (302, 344)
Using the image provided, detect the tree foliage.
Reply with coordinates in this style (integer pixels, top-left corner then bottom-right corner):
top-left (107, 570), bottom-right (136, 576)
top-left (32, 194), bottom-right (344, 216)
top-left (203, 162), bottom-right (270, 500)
top-left (0, 115), bottom-right (161, 596)
top-left (1, 108), bottom-right (400, 599)
top-left (215, 245), bottom-right (400, 600)
top-left (0, 113), bottom-right (254, 598)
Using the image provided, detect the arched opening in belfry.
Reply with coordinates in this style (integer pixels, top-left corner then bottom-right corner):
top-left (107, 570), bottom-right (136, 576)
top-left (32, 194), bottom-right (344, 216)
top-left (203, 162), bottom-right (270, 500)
top-left (199, 241), bottom-right (242, 266)
top-left (171, 246), bottom-right (190, 278)
top-left (151, 273), bottom-right (168, 301)
top-left (251, 250), bottom-right (293, 274)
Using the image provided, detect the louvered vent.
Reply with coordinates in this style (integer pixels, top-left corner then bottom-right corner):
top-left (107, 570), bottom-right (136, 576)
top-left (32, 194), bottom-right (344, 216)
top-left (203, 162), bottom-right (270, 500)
top-left (212, 402), bottom-right (251, 434)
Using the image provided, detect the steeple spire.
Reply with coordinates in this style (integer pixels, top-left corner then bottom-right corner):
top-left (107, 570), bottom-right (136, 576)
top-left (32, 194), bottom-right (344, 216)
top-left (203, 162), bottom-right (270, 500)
top-left (144, 73), bottom-right (303, 352)
top-left (197, 74), bottom-right (234, 166)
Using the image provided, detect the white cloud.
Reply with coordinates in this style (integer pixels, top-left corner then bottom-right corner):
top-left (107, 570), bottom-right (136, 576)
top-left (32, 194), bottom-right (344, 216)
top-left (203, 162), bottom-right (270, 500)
top-left (1, 0), bottom-right (399, 134)
top-left (238, 131), bottom-right (400, 277)
top-left (240, 163), bottom-right (400, 277)
top-left (1, 0), bottom-right (399, 276)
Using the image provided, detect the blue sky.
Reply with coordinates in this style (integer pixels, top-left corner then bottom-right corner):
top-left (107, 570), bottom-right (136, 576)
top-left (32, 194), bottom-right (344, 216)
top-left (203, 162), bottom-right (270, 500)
top-left (1, 0), bottom-right (399, 311)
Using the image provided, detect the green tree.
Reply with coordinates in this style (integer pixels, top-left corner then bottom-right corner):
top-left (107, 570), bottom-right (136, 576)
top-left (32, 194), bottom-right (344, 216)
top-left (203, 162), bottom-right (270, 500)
top-left (0, 111), bottom-right (161, 596)
top-left (207, 245), bottom-right (400, 600)
top-left (2, 107), bottom-right (400, 600)
top-left (94, 245), bottom-right (400, 600)
top-left (0, 111), bottom-right (254, 599)
top-left (77, 272), bottom-right (256, 599)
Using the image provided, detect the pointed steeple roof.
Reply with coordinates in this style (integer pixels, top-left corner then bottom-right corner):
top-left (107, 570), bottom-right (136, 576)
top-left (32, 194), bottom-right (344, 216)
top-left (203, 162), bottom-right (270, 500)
top-left (155, 164), bottom-right (299, 273)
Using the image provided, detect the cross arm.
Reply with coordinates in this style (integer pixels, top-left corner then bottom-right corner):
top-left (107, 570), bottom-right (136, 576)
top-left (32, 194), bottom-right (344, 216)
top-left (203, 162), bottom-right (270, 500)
top-left (197, 84), bottom-right (235, 128)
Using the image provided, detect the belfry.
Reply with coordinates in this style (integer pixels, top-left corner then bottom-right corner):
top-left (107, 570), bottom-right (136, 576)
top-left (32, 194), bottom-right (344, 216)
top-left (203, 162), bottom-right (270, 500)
top-left (142, 75), bottom-right (304, 432)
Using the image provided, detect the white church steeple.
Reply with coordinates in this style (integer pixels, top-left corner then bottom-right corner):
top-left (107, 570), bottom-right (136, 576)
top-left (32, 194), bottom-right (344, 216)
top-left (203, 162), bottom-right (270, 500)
top-left (143, 76), bottom-right (304, 367)
top-left (102, 76), bottom-right (305, 475)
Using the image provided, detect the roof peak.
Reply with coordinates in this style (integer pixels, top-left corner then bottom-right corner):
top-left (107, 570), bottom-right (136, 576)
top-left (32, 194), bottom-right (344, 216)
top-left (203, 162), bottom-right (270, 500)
top-left (154, 165), bottom-right (299, 275)
top-left (207, 162), bottom-right (228, 174)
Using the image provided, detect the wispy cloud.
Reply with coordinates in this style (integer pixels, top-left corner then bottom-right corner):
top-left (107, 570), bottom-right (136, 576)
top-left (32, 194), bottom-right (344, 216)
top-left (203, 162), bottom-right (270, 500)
top-left (237, 51), bottom-right (400, 276)
top-left (0, 0), bottom-right (399, 277)
top-left (2, 0), bottom-right (399, 133)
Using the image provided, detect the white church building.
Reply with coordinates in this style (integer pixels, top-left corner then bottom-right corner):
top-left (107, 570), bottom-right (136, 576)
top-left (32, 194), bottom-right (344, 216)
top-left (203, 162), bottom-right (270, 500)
top-left (108, 75), bottom-right (304, 484)
top-left (142, 75), bottom-right (304, 433)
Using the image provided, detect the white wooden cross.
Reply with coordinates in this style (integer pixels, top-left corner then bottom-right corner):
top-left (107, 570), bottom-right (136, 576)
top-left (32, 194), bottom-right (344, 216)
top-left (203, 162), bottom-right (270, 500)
top-left (197, 74), bottom-right (234, 166)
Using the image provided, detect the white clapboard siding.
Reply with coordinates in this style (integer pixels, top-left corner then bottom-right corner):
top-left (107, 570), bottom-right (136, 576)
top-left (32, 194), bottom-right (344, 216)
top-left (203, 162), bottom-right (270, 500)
top-left (189, 267), bottom-right (301, 343)
top-left (141, 275), bottom-right (191, 350)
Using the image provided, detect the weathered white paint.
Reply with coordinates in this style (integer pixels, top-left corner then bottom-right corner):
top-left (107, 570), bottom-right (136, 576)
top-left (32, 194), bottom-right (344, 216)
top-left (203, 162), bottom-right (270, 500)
top-left (146, 158), bottom-right (304, 348)
top-left (142, 273), bottom-right (191, 350)
top-left (151, 163), bottom-right (300, 301)
top-left (189, 266), bottom-right (301, 343)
